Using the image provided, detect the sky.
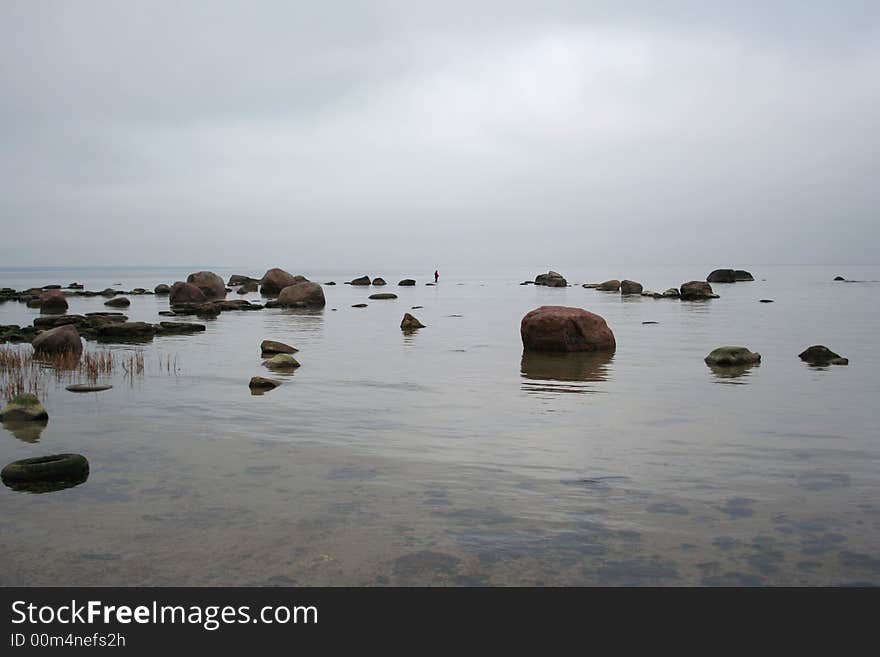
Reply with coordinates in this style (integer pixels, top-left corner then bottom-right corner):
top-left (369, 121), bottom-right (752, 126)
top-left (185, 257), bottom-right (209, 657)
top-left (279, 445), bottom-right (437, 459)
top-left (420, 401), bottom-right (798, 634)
top-left (1, 1), bottom-right (879, 269)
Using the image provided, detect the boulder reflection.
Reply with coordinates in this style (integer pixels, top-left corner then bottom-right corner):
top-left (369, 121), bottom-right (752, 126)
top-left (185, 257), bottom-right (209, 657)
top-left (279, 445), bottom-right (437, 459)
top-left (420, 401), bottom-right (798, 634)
top-left (707, 362), bottom-right (760, 384)
top-left (2, 418), bottom-right (48, 443)
top-left (520, 350), bottom-right (613, 394)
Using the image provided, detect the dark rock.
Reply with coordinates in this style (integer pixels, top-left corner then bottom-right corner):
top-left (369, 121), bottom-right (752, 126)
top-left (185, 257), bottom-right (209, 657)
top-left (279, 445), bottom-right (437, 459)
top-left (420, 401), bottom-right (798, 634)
top-left (799, 345), bottom-right (847, 365)
top-left (212, 299), bottom-right (263, 311)
top-left (734, 270), bottom-right (754, 281)
top-left (228, 274), bottom-right (259, 286)
top-left (596, 280), bottom-right (621, 292)
top-left (350, 275), bottom-right (371, 286)
top-left (620, 280), bottom-right (643, 295)
top-left (66, 384), bottom-right (112, 393)
top-left (534, 271), bottom-right (567, 287)
top-left (833, 276), bottom-right (845, 281)
top-left (32, 325), bottom-right (83, 354)
top-left (249, 377), bottom-right (281, 390)
top-left (401, 313), bottom-right (425, 330)
top-left (104, 297), bottom-right (130, 308)
top-left (100, 288), bottom-right (117, 297)
top-left (324, 281), bottom-right (336, 285)
top-left (259, 268), bottom-right (306, 296)
top-left (95, 322), bottom-right (158, 338)
top-left (369, 293), bottom-right (397, 300)
top-left (759, 299), bottom-right (774, 303)
top-left (157, 322), bottom-right (205, 334)
top-left (398, 279), bottom-right (416, 286)
top-left (520, 306), bottom-right (616, 353)
top-left (352, 303), bottom-right (368, 308)
top-left (33, 315), bottom-right (87, 329)
top-left (705, 346), bottom-right (761, 367)
top-left (261, 340), bottom-right (297, 355)
top-left (67, 283), bottom-right (84, 290)
top-left (186, 271), bottom-right (226, 298)
top-left (372, 278), bottom-right (387, 286)
top-left (262, 353), bottom-right (300, 370)
top-left (707, 269), bottom-right (737, 283)
top-left (154, 284), bottom-right (171, 294)
top-left (169, 282), bottom-right (207, 304)
top-left (278, 282), bottom-right (326, 308)
top-left (237, 281), bottom-right (259, 294)
top-left (680, 281), bottom-right (718, 300)
top-left (411, 305), bottom-right (423, 309)
top-left (42, 285), bottom-right (62, 290)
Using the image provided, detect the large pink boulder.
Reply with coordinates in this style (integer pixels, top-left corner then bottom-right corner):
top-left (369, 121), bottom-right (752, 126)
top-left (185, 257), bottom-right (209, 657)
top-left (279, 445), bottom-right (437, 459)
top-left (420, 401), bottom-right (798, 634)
top-left (260, 268), bottom-right (306, 296)
top-left (520, 306), bottom-right (616, 353)
top-left (277, 282), bottom-right (326, 308)
top-left (32, 324), bottom-right (83, 354)
top-left (169, 281), bottom-right (207, 304)
top-left (186, 271), bottom-right (226, 298)
top-left (39, 290), bottom-right (69, 312)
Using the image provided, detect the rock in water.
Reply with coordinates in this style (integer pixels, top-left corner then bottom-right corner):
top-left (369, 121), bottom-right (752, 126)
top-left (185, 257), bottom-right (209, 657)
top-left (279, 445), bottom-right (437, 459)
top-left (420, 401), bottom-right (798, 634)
top-left (350, 275), bottom-right (371, 286)
top-left (734, 270), bottom-right (754, 281)
top-left (400, 313), bottom-right (425, 330)
top-left (833, 276), bottom-right (846, 281)
top-left (707, 269), bottom-right (737, 283)
top-left (39, 290), bottom-right (69, 312)
top-left (597, 280), bottom-right (621, 292)
top-left (369, 293), bottom-right (397, 300)
top-left (32, 324), bottom-right (83, 354)
top-left (662, 288), bottom-right (681, 298)
top-left (262, 353), bottom-right (300, 370)
top-left (799, 345), bottom-right (847, 365)
top-left (352, 303), bottom-right (368, 308)
top-left (0, 394), bottom-right (48, 421)
top-left (372, 277), bottom-right (387, 286)
top-left (169, 282), bottom-right (207, 304)
top-left (237, 281), bottom-right (258, 294)
top-left (186, 271), bottom-right (226, 298)
top-left (66, 384), bottom-right (112, 393)
top-left (520, 306), bottom-right (616, 353)
top-left (704, 346), bottom-right (761, 366)
top-left (228, 274), bottom-right (259, 286)
top-left (534, 271), bottom-right (567, 287)
top-left (259, 268), bottom-right (306, 296)
top-left (104, 297), bottom-right (130, 308)
top-left (398, 279), bottom-right (416, 286)
top-left (261, 340), bottom-right (298, 355)
top-left (620, 280), bottom-right (643, 295)
top-left (277, 282), bottom-right (326, 308)
top-left (154, 284), bottom-right (171, 294)
top-left (679, 281), bottom-right (718, 300)
top-left (249, 377), bottom-right (280, 390)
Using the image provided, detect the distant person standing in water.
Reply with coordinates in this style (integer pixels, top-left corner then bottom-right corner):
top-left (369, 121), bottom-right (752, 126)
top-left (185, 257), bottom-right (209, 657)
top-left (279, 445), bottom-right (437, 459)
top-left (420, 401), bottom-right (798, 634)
top-left (434, 270), bottom-right (439, 283)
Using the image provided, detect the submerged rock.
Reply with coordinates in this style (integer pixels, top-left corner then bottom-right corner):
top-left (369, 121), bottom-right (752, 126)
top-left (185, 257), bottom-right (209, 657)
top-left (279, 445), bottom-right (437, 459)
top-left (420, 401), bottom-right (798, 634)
top-left (95, 322), bottom-right (158, 338)
top-left (734, 270), bottom-right (754, 281)
top-left (798, 345), bottom-right (848, 365)
top-left (350, 275), bottom-right (371, 286)
top-left (620, 280), bottom-right (643, 295)
top-left (32, 325), bottom-right (83, 354)
top-left (833, 276), bottom-right (845, 281)
top-left (372, 277), bottom-right (387, 286)
top-left (154, 284), bottom-right (171, 295)
top-left (352, 303), bottom-right (368, 308)
top-left (401, 313), bottom-right (425, 330)
top-left (278, 281), bottom-right (326, 308)
top-left (707, 269), bottom-right (737, 283)
top-left (39, 290), bottom-right (69, 312)
top-left (261, 340), bottom-right (298, 355)
top-left (0, 393), bottom-right (48, 421)
top-left (398, 279), bottom-right (416, 286)
top-left (534, 271), bottom-right (567, 287)
top-left (66, 384), bottom-right (112, 393)
top-left (679, 281), bottom-right (718, 300)
top-left (520, 306), bottom-right (616, 353)
top-left (369, 293), bottom-right (397, 300)
top-left (157, 322), bottom-right (205, 334)
top-left (704, 346), bottom-right (761, 367)
top-left (262, 353), bottom-right (300, 370)
top-left (104, 297), bottom-right (130, 308)
top-left (186, 271), bottom-right (226, 298)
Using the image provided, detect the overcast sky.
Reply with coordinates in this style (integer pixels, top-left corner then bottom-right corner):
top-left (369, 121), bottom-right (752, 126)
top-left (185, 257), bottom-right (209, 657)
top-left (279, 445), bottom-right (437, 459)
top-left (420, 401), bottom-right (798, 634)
top-left (1, 1), bottom-right (878, 269)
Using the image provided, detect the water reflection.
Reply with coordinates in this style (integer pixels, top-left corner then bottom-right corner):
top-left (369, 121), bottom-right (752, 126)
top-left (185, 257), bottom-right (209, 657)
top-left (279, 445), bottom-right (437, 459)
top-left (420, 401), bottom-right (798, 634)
top-left (2, 418), bottom-right (48, 443)
top-left (2, 473), bottom-right (88, 494)
top-left (520, 350), bottom-right (613, 394)
top-left (707, 362), bottom-right (760, 384)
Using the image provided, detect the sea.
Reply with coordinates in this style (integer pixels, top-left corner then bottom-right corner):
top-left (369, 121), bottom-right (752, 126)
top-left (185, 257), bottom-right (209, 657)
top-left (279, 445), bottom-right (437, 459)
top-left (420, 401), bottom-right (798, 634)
top-left (0, 264), bottom-right (877, 585)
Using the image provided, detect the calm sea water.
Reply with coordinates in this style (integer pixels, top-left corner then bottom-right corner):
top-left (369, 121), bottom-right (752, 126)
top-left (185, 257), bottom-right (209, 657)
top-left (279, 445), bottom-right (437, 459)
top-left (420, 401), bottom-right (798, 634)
top-left (0, 264), bottom-right (878, 586)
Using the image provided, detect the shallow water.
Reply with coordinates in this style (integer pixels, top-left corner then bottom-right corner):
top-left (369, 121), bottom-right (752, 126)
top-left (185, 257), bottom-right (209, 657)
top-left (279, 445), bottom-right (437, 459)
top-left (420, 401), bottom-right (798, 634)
top-left (0, 264), bottom-right (878, 585)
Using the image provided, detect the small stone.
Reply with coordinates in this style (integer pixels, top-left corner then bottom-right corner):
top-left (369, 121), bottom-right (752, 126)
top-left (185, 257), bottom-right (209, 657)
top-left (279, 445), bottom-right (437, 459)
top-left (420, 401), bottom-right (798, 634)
top-left (262, 353), bottom-right (300, 370)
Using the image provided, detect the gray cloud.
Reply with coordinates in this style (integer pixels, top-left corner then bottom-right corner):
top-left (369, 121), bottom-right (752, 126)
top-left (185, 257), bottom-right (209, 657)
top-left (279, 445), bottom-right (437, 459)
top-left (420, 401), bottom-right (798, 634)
top-left (1, 1), bottom-right (879, 267)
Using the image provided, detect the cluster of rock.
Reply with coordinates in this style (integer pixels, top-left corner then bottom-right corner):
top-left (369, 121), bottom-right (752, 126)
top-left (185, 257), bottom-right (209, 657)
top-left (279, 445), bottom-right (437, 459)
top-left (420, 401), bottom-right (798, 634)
top-left (250, 339), bottom-right (300, 393)
top-left (346, 275), bottom-right (418, 286)
top-left (1, 285), bottom-right (163, 313)
top-left (582, 279), bottom-right (715, 300)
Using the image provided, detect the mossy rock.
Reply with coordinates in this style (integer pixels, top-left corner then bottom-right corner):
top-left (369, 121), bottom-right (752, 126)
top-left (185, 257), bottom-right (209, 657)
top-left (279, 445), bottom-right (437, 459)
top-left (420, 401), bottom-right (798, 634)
top-left (262, 353), bottom-right (300, 370)
top-left (704, 346), bottom-right (761, 367)
top-left (0, 394), bottom-right (49, 422)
